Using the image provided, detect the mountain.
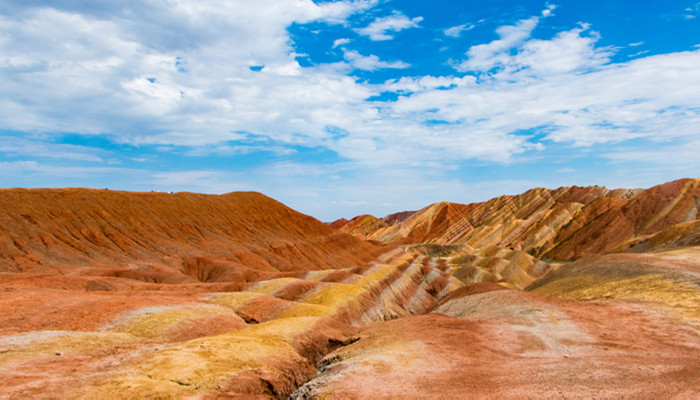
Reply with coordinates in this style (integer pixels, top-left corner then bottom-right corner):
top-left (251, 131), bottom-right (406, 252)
top-left (1, 181), bottom-right (698, 398)
top-left (335, 179), bottom-right (700, 259)
top-left (331, 178), bottom-right (700, 289)
top-left (0, 188), bottom-right (384, 288)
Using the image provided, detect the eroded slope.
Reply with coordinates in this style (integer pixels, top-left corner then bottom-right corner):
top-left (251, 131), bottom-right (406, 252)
top-left (0, 188), bottom-right (384, 286)
top-left (335, 178), bottom-right (700, 261)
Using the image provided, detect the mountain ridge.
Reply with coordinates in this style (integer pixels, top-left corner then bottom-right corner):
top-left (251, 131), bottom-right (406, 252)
top-left (332, 178), bottom-right (699, 260)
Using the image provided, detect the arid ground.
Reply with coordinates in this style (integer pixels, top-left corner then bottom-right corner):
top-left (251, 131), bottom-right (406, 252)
top-left (1, 178), bottom-right (699, 398)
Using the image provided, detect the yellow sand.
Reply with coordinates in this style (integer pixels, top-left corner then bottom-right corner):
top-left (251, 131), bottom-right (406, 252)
top-left (74, 317), bottom-right (323, 398)
top-left (532, 273), bottom-right (700, 323)
top-left (107, 304), bottom-right (237, 339)
top-left (250, 277), bottom-right (302, 295)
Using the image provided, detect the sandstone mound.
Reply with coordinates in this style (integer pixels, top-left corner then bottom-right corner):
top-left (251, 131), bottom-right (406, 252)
top-left (526, 248), bottom-right (700, 325)
top-left (0, 249), bottom-right (462, 398)
top-left (295, 279), bottom-right (700, 398)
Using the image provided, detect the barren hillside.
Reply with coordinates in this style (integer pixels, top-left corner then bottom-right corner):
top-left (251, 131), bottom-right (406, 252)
top-left (0, 182), bottom-right (698, 398)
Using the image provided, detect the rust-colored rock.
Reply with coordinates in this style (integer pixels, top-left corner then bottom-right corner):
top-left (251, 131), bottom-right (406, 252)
top-left (0, 188), bottom-right (384, 277)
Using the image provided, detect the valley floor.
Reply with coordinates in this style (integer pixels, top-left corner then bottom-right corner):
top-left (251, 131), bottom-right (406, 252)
top-left (1, 247), bottom-right (699, 399)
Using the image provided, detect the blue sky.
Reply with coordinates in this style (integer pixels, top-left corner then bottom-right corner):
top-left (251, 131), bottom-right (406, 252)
top-left (1, 0), bottom-right (699, 221)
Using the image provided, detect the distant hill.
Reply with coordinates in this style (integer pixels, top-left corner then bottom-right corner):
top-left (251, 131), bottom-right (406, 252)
top-left (332, 178), bottom-right (700, 261)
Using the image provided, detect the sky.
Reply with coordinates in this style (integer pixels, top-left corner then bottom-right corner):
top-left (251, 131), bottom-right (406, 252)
top-left (1, 0), bottom-right (699, 221)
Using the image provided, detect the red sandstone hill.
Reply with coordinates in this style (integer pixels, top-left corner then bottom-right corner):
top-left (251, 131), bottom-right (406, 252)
top-left (0, 188), bottom-right (384, 287)
top-left (333, 178), bottom-right (700, 261)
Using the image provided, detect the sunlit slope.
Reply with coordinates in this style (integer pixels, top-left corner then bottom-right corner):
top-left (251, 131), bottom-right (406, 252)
top-left (295, 281), bottom-right (700, 399)
top-left (526, 247), bottom-right (700, 325)
top-left (334, 178), bottom-right (700, 261)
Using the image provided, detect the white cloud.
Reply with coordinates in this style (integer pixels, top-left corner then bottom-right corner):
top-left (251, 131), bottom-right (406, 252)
top-left (0, 136), bottom-right (105, 162)
top-left (629, 50), bottom-right (650, 57)
top-left (685, 2), bottom-right (700, 19)
top-left (1, 3), bottom-right (700, 219)
top-left (541, 4), bottom-right (557, 17)
top-left (333, 38), bottom-right (351, 48)
top-left (603, 139), bottom-right (700, 166)
top-left (0, 160), bottom-right (136, 177)
top-left (356, 12), bottom-right (423, 41)
top-left (457, 16), bottom-right (540, 72)
top-left (514, 25), bottom-right (612, 75)
top-left (343, 50), bottom-right (410, 71)
top-left (0, 1), bottom-right (375, 144)
top-left (149, 170), bottom-right (250, 193)
top-left (3, 3), bottom-right (698, 164)
top-left (457, 5), bottom-right (562, 73)
top-left (444, 24), bottom-right (473, 38)
top-left (383, 75), bottom-right (475, 94)
top-left (394, 46), bottom-right (700, 149)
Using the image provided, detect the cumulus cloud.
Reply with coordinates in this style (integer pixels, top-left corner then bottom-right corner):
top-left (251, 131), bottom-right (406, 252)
top-left (457, 16), bottom-right (540, 72)
top-left (541, 3), bottom-right (557, 17)
top-left (355, 12), bottom-right (423, 41)
top-left (383, 75), bottom-right (475, 94)
top-left (0, 0), bottom-right (378, 147)
top-left (395, 32), bottom-right (700, 151)
top-left (2, 2), bottom-right (698, 165)
top-left (456, 6), bottom-right (568, 74)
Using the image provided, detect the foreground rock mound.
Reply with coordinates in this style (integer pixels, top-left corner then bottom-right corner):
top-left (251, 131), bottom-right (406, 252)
top-left (296, 278), bottom-right (699, 398)
top-left (0, 250), bottom-right (460, 398)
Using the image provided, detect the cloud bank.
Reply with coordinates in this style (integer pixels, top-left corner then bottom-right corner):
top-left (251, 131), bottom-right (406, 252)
top-left (1, 1), bottom-right (699, 219)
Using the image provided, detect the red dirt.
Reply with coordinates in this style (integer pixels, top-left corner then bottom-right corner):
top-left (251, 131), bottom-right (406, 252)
top-left (297, 288), bottom-right (700, 398)
top-left (437, 282), bottom-right (509, 305)
top-left (0, 286), bottom-right (200, 335)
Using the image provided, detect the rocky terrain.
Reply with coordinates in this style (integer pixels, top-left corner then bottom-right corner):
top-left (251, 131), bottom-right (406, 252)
top-left (1, 179), bottom-right (699, 398)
